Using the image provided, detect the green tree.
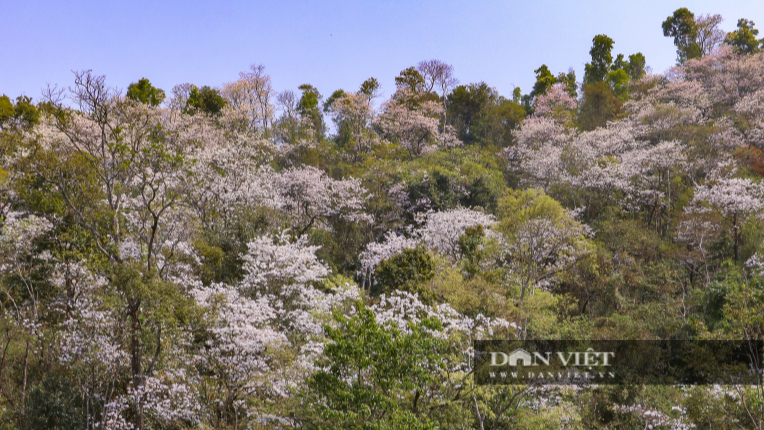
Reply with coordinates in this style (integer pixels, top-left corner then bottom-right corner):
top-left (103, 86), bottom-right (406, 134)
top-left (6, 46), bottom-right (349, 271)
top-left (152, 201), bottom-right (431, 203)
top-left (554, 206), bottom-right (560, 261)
top-left (323, 89), bottom-right (346, 113)
top-left (606, 68), bottom-right (631, 101)
top-left (577, 81), bottom-right (622, 130)
top-left (23, 373), bottom-right (85, 430)
top-left (470, 98), bottom-right (526, 148)
top-left (556, 69), bottom-right (578, 98)
top-left (530, 64), bottom-right (556, 98)
top-left (584, 34), bottom-right (614, 84)
top-left (446, 82), bottom-right (500, 144)
top-left (394, 66), bottom-right (426, 94)
top-left (725, 18), bottom-right (764, 54)
top-left (185, 85), bottom-right (226, 115)
top-left (459, 225), bottom-right (485, 280)
top-left (448, 94), bottom-right (524, 147)
top-left (612, 53), bottom-right (628, 72)
top-left (0, 95), bottom-right (14, 122)
top-left (393, 67), bottom-right (438, 109)
top-left (374, 246), bottom-right (435, 300)
top-left (358, 77), bottom-right (381, 101)
top-left (626, 52), bottom-right (647, 80)
top-left (662, 8), bottom-right (701, 63)
top-left (497, 189), bottom-right (592, 338)
top-left (0, 95), bottom-right (40, 130)
top-left (299, 304), bottom-right (445, 430)
top-left (512, 87), bottom-right (522, 103)
top-left (126, 78), bottom-right (166, 106)
top-left (298, 83), bottom-right (325, 136)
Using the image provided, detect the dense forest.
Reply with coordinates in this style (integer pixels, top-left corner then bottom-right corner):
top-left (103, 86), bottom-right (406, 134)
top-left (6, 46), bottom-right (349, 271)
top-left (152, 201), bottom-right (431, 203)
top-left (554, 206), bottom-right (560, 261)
top-left (2, 7), bottom-right (764, 429)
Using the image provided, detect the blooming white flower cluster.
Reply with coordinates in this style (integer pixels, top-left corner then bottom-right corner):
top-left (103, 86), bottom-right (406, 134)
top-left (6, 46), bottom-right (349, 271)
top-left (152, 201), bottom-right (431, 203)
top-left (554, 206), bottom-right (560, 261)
top-left (375, 90), bottom-right (461, 157)
top-left (415, 207), bottom-right (496, 260)
top-left (358, 207), bottom-right (496, 286)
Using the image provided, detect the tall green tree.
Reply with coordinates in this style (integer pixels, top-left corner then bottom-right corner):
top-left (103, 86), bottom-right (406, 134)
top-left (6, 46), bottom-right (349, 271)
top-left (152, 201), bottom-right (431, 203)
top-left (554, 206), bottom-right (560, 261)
top-left (530, 64), bottom-right (556, 98)
top-left (662, 7), bottom-right (699, 63)
top-left (626, 52), bottom-right (647, 80)
top-left (446, 82), bottom-right (496, 143)
top-left (725, 18), bottom-right (764, 54)
top-left (358, 77), bottom-right (381, 101)
top-left (530, 66), bottom-right (577, 99)
top-left (445, 82), bottom-right (524, 147)
top-left (584, 34), bottom-right (614, 84)
top-left (662, 8), bottom-right (724, 64)
top-left (298, 83), bottom-right (325, 136)
top-left (556, 69), bottom-right (578, 98)
top-left (126, 78), bottom-right (166, 107)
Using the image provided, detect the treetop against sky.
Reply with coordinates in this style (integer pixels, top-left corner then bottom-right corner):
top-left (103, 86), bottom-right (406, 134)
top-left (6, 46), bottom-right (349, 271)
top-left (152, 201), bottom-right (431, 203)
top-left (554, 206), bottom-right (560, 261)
top-left (2, 0), bottom-right (763, 104)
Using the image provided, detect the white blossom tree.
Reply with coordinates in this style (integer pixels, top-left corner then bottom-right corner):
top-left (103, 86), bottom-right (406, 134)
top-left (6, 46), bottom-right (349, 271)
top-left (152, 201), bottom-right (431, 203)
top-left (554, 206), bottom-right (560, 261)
top-left (220, 64), bottom-right (276, 135)
top-left (375, 89), bottom-right (461, 157)
top-left (687, 177), bottom-right (764, 262)
top-left (275, 166), bottom-right (372, 234)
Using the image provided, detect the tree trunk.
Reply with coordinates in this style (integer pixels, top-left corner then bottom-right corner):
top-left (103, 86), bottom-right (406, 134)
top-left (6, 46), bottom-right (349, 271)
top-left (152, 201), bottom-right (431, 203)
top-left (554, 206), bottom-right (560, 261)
top-left (131, 303), bottom-right (144, 430)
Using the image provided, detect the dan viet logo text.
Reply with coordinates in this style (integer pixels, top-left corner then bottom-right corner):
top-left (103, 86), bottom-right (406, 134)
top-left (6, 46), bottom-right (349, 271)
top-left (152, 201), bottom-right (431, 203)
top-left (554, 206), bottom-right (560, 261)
top-left (489, 348), bottom-right (615, 367)
top-left (474, 340), bottom-right (764, 385)
top-left (482, 346), bottom-right (617, 383)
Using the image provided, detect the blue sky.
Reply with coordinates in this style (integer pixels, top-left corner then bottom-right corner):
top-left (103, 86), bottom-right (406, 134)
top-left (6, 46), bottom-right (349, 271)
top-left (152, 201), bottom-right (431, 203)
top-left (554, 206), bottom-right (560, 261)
top-left (2, 1), bottom-right (763, 104)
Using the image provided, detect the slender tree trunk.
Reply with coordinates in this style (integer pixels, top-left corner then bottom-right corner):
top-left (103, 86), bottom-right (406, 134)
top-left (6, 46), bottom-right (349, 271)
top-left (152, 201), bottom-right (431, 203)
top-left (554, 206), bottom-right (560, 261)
top-left (20, 339), bottom-right (29, 421)
top-left (734, 214), bottom-right (739, 264)
top-left (473, 394), bottom-right (485, 430)
top-left (131, 303), bottom-right (143, 430)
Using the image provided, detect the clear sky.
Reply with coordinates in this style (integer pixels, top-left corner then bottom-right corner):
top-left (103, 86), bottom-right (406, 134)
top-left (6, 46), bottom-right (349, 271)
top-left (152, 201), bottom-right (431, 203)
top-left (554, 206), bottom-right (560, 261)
top-left (2, 0), bottom-right (763, 104)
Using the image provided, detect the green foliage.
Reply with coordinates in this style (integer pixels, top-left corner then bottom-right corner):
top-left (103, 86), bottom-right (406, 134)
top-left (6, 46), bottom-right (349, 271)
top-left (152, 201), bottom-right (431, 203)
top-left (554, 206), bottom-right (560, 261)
top-left (0, 95), bottom-right (40, 130)
top-left (401, 147), bottom-right (508, 213)
top-left (577, 81), bottom-right (622, 130)
top-left (184, 85), bottom-right (226, 115)
top-left (313, 215), bottom-right (370, 276)
top-left (556, 69), bottom-right (578, 98)
top-left (446, 83), bottom-right (524, 147)
top-left (662, 7), bottom-right (702, 63)
top-left (530, 65), bottom-right (578, 102)
top-left (447, 82), bottom-right (495, 142)
top-left (298, 83), bottom-right (325, 136)
top-left (394, 66), bottom-right (426, 94)
top-left (606, 68), bottom-right (630, 101)
top-left (23, 373), bottom-right (85, 430)
top-left (194, 209), bottom-right (269, 285)
top-left (458, 224), bottom-right (485, 279)
top-left (725, 18), bottom-right (764, 54)
top-left (126, 78), bottom-right (166, 106)
top-left (427, 262), bottom-right (477, 314)
top-left (512, 87), bottom-right (522, 103)
top-left (299, 304), bottom-right (445, 430)
top-left (374, 246), bottom-right (435, 300)
top-left (358, 77), bottom-right (380, 100)
top-left (498, 188), bottom-right (568, 230)
top-left (323, 89), bottom-right (345, 113)
top-left (0, 95), bottom-right (12, 122)
top-left (531, 64), bottom-right (556, 98)
top-left (612, 52), bottom-right (647, 82)
top-left (626, 53), bottom-right (647, 80)
top-left (584, 34), bottom-right (614, 84)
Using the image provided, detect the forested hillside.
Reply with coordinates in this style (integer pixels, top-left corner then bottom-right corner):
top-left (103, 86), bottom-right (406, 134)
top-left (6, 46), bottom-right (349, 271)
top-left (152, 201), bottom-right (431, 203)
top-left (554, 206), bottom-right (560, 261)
top-left (1, 8), bottom-right (764, 429)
